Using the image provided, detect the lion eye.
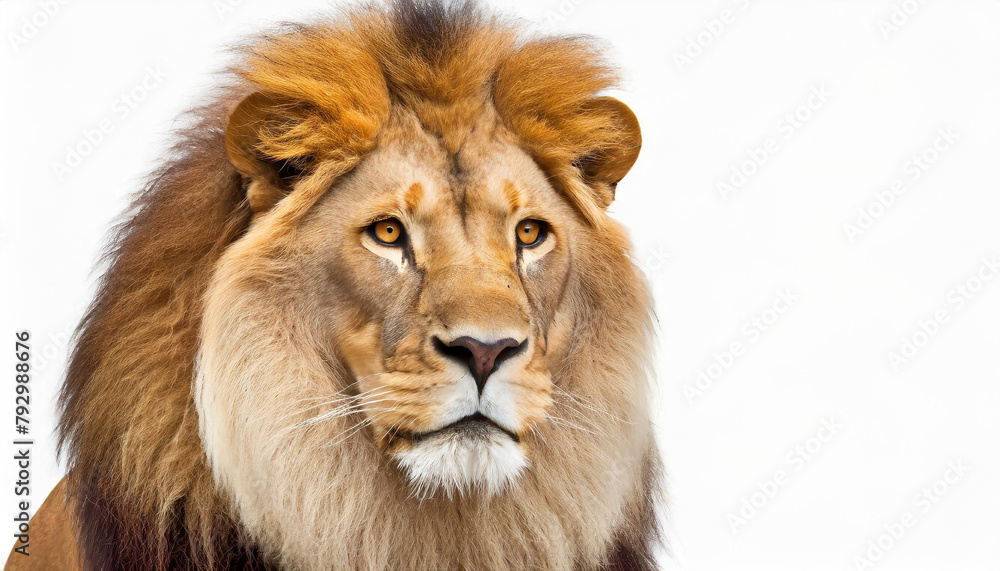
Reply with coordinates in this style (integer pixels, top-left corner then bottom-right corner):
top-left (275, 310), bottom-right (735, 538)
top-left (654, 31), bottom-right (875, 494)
top-left (516, 219), bottom-right (547, 247)
top-left (369, 218), bottom-right (406, 245)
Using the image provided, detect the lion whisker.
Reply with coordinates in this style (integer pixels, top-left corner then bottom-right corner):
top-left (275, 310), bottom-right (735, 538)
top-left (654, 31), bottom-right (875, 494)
top-left (293, 403), bottom-right (398, 430)
top-left (551, 386), bottom-right (631, 425)
top-left (546, 415), bottom-right (599, 437)
top-left (286, 383), bottom-right (391, 406)
top-left (323, 410), bottom-right (392, 449)
top-left (281, 386), bottom-right (397, 423)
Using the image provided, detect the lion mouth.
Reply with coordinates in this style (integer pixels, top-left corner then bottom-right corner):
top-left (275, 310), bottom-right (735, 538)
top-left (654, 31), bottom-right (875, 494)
top-left (409, 413), bottom-right (520, 444)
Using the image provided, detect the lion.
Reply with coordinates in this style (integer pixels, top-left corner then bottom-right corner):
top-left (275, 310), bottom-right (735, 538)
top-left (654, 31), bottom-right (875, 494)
top-left (6, 1), bottom-right (661, 569)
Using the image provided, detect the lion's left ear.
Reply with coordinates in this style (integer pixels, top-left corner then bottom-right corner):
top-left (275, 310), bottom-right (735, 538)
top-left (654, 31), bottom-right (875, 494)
top-left (576, 97), bottom-right (642, 207)
top-left (225, 92), bottom-right (312, 213)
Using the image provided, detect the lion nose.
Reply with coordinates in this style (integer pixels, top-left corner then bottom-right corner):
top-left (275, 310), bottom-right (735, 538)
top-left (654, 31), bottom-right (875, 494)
top-left (434, 336), bottom-right (526, 394)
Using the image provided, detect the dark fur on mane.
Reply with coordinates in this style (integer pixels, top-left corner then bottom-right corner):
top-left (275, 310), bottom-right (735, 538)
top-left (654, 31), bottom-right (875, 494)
top-left (393, 0), bottom-right (482, 55)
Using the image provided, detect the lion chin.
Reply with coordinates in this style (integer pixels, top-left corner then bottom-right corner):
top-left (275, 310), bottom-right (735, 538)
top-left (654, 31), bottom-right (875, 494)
top-left (393, 414), bottom-right (528, 498)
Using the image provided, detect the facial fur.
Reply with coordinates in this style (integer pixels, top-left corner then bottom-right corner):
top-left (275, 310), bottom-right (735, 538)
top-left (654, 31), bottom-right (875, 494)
top-left (58, 2), bottom-right (662, 569)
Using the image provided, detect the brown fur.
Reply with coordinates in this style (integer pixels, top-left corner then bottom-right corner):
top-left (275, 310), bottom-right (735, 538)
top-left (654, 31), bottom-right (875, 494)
top-left (4, 480), bottom-right (80, 571)
top-left (35, 1), bottom-right (661, 569)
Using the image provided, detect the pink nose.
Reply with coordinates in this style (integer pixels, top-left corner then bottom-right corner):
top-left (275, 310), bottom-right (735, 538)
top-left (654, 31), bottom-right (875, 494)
top-left (435, 336), bottom-right (525, 394)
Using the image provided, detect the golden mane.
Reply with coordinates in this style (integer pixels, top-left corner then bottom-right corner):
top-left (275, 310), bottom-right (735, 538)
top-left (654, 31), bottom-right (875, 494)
top-left (56, 1), bottom-right (656, 568)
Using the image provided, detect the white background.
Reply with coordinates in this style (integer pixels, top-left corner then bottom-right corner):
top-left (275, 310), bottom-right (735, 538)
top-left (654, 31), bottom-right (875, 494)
top-left (2, 1), bottom-right (999, 569)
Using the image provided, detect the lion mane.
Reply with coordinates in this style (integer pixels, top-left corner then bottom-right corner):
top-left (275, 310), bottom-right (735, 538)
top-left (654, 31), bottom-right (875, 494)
top-left (53, 1), bottom-right (662, 569)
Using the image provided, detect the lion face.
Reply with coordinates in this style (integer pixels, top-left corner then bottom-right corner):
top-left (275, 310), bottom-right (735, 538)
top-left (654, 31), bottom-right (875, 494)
top-left (207, 107), bottom-right (579, 497)
top-left (318, 111), bottom-right (574, 494)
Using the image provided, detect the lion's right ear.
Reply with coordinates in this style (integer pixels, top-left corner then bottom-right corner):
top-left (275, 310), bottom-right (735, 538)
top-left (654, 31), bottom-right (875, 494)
top-left (225, 93), bottom-right (311, 213)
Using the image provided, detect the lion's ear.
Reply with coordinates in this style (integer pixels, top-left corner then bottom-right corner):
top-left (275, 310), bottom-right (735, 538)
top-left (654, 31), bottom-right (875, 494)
top-left (225, 92), bottom-right (311, 213)
top-left (576, 97), bottom-right (642, 207)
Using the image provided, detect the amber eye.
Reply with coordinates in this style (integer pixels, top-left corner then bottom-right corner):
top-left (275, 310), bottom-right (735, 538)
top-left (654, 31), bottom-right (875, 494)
top-left (516, 219), bottom-right (547, 247)
top-left (369, 218), bottom-right (405, 245)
